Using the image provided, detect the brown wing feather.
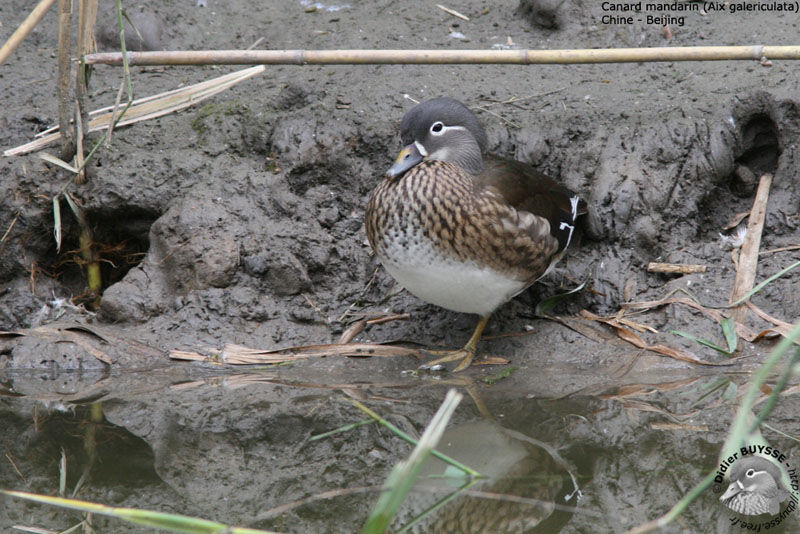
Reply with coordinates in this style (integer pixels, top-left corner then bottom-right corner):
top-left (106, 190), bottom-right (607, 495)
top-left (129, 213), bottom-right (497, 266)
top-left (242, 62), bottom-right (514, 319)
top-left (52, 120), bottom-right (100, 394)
top-left (476, 156), bottom-right (586, 253)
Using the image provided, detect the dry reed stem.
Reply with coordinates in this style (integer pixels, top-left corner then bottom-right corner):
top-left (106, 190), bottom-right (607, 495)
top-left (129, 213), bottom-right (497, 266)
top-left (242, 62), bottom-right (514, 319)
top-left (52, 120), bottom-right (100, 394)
top-left (0, 0), bottom-right (58, 65)
top-left (72, 0), bottom-right (99, 184)
top-left (624, 295), bottom-right (760, 342)
top-left (170, 341), bottom-right (423, 365)
top-left (4, 66), bottom-right (265, 156)
top-left (579, 309), bottom-right (734, 366)
top-left (84, 45), bottom-right (800, 66)
top-left (729, 174), bottom-right (772, 325)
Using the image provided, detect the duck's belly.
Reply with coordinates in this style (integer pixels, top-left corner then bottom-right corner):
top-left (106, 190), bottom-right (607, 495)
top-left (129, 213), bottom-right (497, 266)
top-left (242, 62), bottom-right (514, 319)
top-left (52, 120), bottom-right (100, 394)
top-left (379, 237), bottom-right (526, 317)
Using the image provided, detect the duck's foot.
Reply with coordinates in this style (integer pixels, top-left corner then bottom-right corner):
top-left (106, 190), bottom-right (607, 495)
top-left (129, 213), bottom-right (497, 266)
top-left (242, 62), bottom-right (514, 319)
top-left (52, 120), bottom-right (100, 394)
top-left (419, 347), bottom-right (477, 372)
top-left (418, 315), bottom-right (490, 372)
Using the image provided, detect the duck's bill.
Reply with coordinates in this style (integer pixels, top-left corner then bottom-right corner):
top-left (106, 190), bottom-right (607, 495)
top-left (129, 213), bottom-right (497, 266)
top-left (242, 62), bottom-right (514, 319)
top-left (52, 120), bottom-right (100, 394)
top-left (386, 143), bottom-right (424, 178)
top-left (719, 481), bottom-right (741, 502)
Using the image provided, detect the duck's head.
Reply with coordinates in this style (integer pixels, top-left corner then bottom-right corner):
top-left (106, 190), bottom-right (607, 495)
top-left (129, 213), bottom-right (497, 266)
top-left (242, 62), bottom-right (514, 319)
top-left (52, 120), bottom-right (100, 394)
top-left (720, 456), bottom-right (788, 515)
top-left (387, 97), bottom-right (488, 178)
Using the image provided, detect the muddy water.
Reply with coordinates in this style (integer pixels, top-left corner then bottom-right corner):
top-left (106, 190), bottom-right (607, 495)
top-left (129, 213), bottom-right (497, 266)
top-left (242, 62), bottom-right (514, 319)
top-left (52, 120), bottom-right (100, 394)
top-left (2, 359), bottom-right (796, 533)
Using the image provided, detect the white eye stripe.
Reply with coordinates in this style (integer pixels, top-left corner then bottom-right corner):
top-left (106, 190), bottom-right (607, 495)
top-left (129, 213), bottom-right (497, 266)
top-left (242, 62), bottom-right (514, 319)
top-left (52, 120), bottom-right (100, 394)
top-left (429, 123), bottom-right (466, 136)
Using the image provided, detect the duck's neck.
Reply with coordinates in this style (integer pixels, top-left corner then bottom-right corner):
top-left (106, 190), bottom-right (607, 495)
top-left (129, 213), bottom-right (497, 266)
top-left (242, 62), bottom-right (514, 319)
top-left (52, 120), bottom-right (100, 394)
top-left (430, 136), bottom-right (484, 175)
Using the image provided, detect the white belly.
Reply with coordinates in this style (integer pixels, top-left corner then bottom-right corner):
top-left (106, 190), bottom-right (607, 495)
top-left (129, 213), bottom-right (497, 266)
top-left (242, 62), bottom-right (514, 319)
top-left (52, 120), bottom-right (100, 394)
top-left (380, 239), bottom-right (526, 316)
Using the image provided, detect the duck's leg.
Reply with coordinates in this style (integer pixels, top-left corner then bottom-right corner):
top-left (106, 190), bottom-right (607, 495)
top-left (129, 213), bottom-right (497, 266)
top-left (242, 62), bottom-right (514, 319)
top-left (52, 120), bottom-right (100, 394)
top-left (419, 315), bottom-right (490, 372)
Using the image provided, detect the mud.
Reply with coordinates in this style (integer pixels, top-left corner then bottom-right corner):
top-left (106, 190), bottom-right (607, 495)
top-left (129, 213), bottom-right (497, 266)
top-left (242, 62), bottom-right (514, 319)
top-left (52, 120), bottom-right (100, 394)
top-left (1, 0), bottom-right (799, 532)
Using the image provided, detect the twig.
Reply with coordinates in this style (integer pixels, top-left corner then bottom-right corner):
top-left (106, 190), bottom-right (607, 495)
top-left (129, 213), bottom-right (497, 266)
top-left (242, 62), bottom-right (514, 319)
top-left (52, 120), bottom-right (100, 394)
top-left (436, 4), bottom-right (470, 21)
top-left (84, 45), bottom-right (800, 66)
top-left (479, 88), bottom-right (567, 108)
top-left (647, 262), bottom-right (707, 274)
top-left (5, 454), bottom-right (26, 482)
top-left (471, 106), bottom-right (520, 128)
top-left (73, 0), bottom-right (97, 184)
top-left (367, 313), bottom-right (410, 325)
top-left (1, 211), bottom-right (20, 244)
top-left (729, 174), bottom-right (771, 325)
top-left (170, 341), bottom-right (423, 365)
top-left (759, 244), bottom-right (800, 256)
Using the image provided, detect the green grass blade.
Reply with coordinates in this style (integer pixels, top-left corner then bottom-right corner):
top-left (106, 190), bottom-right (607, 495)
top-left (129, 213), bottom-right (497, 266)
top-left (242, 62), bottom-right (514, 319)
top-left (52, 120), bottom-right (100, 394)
top-left (670, 329), bottom-right (731, 355)
top-left (348, 398), bottom-right (481, 478)
top-left (749, 348), bottom-right (799, 434)
top-left (362, 389), bottom-right (463, 534)
top-left (1, 490), bottom-right (279, 534)
top-left (691, 377), bottom-right (730, 407)
top-left (720, 316), bottom-right (738, 353)
top-left (309, 418), bottom-right (375, 441)
top-left (726, 260), bottom-right (800, 308)
top-left (721, 381), bottom-right (738, 403)
top-left (396, 478), bottom-right (480, 533)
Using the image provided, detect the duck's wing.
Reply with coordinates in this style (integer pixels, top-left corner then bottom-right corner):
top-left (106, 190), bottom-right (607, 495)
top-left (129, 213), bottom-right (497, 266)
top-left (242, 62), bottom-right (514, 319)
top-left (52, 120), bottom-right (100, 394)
top-left (476, 156), bottom-right (586, 254)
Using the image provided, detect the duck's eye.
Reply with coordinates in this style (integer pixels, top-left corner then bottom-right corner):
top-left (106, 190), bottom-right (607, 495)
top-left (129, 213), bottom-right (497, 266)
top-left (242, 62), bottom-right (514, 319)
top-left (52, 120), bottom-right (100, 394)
top-left (746, 469), bottom-right (755, 477)
top-left (430, 121), bottom-right (445, 135)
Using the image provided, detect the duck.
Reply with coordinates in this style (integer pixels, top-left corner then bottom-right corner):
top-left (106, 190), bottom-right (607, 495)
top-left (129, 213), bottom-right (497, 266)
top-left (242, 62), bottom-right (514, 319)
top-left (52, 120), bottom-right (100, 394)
top-left (365, 97), bottom-right (585, 371)
top-left (720, 455), bottom-right (792, 516)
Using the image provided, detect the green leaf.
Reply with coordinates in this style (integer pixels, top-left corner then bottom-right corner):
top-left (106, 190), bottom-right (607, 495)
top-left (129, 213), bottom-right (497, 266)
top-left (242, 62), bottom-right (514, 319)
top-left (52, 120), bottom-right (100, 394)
top-left (671, 329), bottom-right (732, 355)
top-left (721, 316), bottom-right (738, 353)
top-left (691, 377), bottom-right (730, 407)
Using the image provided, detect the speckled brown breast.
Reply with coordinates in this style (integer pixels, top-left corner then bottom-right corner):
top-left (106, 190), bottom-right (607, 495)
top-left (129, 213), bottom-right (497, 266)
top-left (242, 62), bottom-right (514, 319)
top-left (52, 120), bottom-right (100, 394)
top-left (365, 160), bottom-right (560, 287)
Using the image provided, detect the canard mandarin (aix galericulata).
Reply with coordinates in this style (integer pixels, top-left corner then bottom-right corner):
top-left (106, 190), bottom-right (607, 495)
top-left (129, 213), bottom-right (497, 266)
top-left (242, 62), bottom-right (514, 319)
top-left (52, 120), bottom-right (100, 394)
top-left (365, 97), bottom-right (586, 371)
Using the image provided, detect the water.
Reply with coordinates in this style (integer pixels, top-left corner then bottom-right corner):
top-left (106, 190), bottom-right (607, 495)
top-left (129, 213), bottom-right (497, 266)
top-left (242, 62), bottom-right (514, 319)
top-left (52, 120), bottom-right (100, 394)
top-left (1, 360), bottom-right (797, 533)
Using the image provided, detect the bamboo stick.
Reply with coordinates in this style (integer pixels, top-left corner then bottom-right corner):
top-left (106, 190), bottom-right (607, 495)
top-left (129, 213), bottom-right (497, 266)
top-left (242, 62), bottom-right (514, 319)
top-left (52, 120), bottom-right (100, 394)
top-left (0, 0), bottom-right (58, 66)
top-left (83, 45), bottom-right (800, 66)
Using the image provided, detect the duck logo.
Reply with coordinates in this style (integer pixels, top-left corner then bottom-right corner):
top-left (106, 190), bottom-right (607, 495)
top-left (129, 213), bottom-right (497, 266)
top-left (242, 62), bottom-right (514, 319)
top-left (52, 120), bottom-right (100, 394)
top-left (713, 446), bottom-right (799, 529)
